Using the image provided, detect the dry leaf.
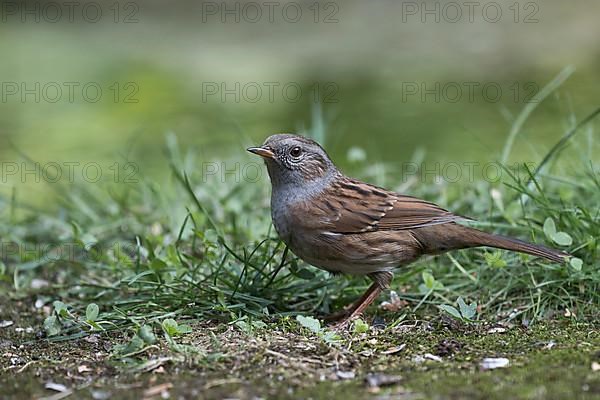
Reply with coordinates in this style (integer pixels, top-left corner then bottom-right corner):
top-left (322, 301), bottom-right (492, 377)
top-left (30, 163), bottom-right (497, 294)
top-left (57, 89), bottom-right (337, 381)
top-left (143, 382), bottom-right (173, 398)
top-left (564, 308), bottom-right (575, 318)
top-left (78, 365), bottom-right (92, 373)
top-left (381, 344), bottom-right (406, 355)
top-left (380, 291), bottom-right (408, 312)
top-left (412, 353), bottom-right (443, 363)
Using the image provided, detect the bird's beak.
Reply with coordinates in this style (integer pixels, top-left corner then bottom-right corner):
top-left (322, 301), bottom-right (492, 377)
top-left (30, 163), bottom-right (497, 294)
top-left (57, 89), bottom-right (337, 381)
top-left (247, 146), bottom-right (275, 159)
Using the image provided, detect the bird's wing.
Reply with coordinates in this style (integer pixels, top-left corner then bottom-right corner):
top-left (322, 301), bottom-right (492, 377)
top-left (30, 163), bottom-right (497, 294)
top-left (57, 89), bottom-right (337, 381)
top-left (306, 178), bottom-right (463, 233)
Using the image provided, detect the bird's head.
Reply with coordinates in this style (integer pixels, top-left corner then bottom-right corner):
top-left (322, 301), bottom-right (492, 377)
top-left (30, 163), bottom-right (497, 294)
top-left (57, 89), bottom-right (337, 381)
top-left (247, 134), bottom-right (337, 188)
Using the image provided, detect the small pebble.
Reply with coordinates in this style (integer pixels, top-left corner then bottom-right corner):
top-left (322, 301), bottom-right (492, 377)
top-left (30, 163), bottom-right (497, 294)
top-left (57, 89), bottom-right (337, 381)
top-left (45, 382), bottom-right (68, 392)
top-left (336, 370), bottom-right (356, 380)
top-left (480, 357), bottom-right (510, 369)
top-left (92, 390), bottom-right (111, 400)
top-left (365, 373), bottom-right (402, 388)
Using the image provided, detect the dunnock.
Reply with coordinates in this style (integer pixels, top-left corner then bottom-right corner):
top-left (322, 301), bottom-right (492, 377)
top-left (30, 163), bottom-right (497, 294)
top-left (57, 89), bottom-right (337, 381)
top-left (248, 134), bottom-right (567, 327)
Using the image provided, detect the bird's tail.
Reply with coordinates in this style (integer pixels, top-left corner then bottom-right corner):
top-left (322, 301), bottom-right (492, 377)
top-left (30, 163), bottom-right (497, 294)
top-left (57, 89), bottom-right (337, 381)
top-left (464, 227), bottom-right (568, 263)
top-left (413, 223), bottom-right (569, 263)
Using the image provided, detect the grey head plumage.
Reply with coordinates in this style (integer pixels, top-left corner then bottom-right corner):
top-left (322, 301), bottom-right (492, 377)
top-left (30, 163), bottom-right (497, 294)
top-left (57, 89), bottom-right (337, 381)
top-left (247, 134), bottom-right (340, 192)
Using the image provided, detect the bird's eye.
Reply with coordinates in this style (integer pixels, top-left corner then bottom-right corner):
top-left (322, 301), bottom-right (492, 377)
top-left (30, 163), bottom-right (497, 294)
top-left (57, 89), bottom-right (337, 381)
top-left (290, 146), bottom-right (302, 158)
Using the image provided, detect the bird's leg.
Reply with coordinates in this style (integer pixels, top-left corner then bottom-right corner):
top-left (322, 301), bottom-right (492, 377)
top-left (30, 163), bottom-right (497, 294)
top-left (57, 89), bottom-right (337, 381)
top-left (331, 271), bottom-right (393, 329)
top-left (331, 284), bottom-right (383, 329)
top-left (323, 283), bottom-right (380, 322)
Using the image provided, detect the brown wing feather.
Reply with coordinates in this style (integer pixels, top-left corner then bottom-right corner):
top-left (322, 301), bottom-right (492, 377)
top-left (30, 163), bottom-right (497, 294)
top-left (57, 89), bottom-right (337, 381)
top-left (310, 178), bottom-right (463, 233)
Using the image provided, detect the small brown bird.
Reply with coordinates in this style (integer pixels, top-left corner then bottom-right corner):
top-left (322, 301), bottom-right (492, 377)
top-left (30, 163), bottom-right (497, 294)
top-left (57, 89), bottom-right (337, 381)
top-left (248, 134), bottom-right (568, 327)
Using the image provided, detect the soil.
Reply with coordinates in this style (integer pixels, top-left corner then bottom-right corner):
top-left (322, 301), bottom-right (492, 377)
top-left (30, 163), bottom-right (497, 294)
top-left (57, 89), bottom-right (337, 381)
top-left (1, 296), bottom-right (599, 399)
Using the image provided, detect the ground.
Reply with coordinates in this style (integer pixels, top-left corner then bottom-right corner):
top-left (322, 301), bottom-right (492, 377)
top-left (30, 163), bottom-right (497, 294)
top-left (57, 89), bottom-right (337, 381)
top-left (2, 295), bottom-right (599, 400)
top-left (1, 106), bottom-right (598, 399)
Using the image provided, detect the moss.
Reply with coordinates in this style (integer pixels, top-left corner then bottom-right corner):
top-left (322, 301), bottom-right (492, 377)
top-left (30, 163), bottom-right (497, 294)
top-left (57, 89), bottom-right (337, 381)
top-left (2, 326), bottom-right (598, 398)
top-left (1, 296), bottom-right (599, 399)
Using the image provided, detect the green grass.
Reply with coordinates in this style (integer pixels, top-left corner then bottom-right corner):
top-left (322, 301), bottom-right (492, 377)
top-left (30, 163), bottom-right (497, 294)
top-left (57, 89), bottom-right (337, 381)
top-left (1, 104), bottom-right (599, 344)
top-left (0, 101), bottom-right (599, 400)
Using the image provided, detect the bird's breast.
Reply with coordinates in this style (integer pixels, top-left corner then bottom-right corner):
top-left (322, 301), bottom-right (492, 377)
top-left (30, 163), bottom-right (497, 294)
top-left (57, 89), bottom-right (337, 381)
top-left (270, 191), bottom-right (322, 255)
top-left (271, 201), bottom-right (293, 244)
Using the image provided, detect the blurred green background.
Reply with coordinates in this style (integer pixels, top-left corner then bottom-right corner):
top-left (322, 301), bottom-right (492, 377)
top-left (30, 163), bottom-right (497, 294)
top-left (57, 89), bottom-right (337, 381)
top-left (0, 0), bottom-right (599, 199)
